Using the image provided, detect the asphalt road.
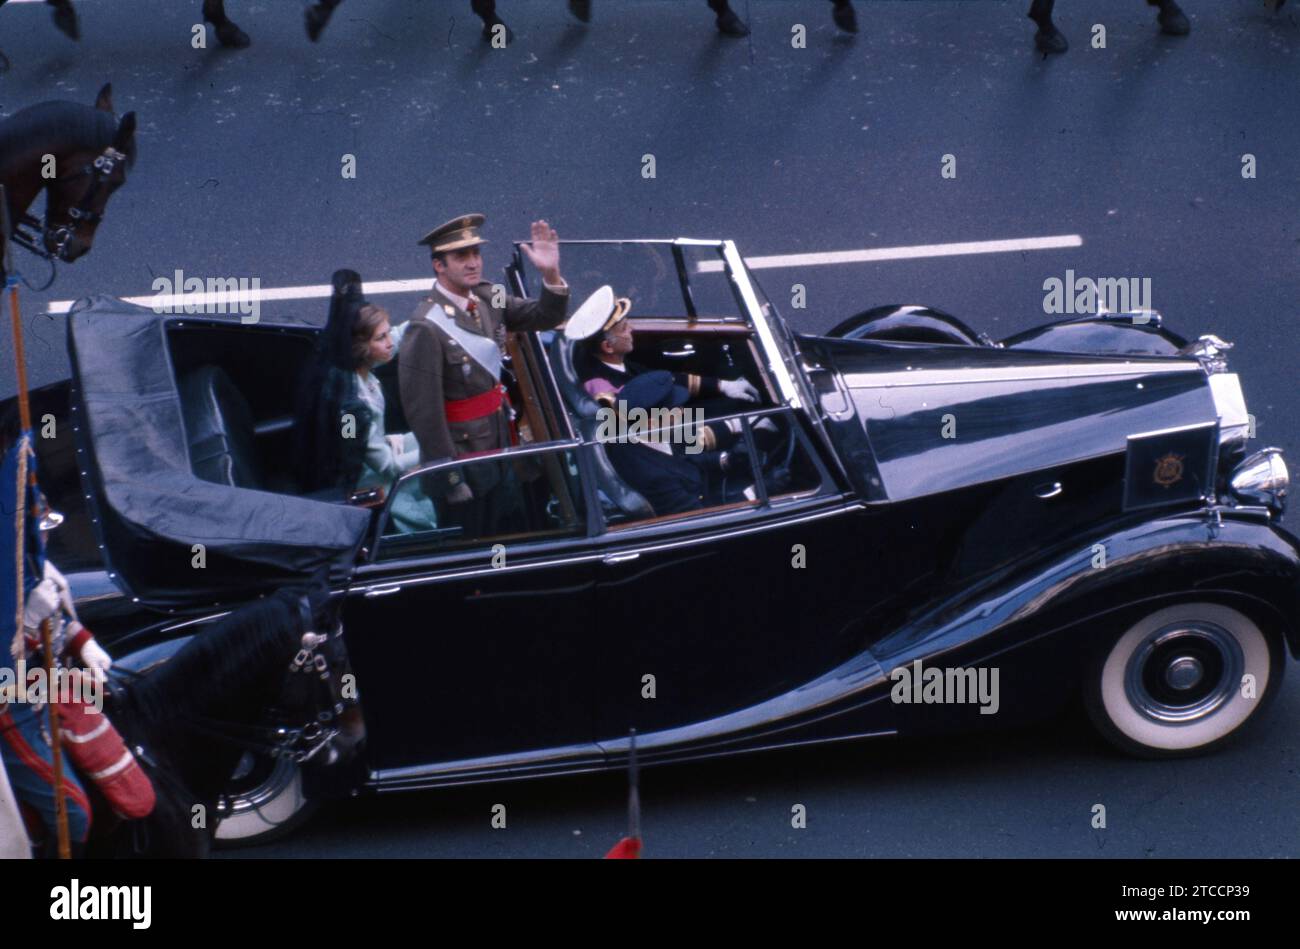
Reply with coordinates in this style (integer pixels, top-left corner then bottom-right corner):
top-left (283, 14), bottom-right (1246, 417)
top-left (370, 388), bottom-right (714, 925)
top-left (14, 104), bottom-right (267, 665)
top-left (2, 0), bottom-right (1298, 858)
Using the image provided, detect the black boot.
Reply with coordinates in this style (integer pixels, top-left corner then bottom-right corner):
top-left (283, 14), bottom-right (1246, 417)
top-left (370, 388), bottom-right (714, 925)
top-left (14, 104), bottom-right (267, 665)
top-left (1028, 0), bottom-right (1067, 54)
top-left (568, 0), bottom-right (591, 23)
top-left (47, 0), bottom-right (79, 40)
top-left (1154, 0), bottom-right (1189, 35)
top-left (709, 0), bottom-right (749, 37)
top-left (305, 0), bottom-right (340, 42)
top-left (832, 0), bottom-right (857, 34)
top-left (203, 0), bottom-right (251, 47)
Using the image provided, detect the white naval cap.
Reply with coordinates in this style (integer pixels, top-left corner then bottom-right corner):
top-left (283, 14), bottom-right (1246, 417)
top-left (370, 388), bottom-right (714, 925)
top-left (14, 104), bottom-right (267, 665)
top-left (563, 284), bottom-right (631, 340)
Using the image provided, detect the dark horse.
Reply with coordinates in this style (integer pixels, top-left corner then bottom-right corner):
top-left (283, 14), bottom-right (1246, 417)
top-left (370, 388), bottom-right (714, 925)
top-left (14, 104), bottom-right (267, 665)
top-left (0, 84), bottom-right (136, 265)
top-left (85, 583), bottom-right (339, 858)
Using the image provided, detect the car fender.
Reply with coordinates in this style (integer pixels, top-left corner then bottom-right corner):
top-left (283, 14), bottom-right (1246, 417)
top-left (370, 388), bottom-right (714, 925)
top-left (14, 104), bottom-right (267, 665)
top-left (870, 512), bottom-right (1300, 726)
top-left (1000, 317), bottom-right (1188, 355)
top-left (826, 305), bottom-right (987, 346)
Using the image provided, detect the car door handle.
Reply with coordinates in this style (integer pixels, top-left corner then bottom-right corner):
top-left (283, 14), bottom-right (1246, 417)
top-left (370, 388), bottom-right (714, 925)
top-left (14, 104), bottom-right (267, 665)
top-left (602, 552), bottom-right (641, 566)
top-left (364, 584), bottom-right (403, 598)
top-left (1034, 482), bottom-right (1063, 499)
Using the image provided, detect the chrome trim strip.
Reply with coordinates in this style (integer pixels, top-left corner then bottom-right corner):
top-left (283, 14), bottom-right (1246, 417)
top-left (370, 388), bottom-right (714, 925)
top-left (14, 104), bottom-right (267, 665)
top-left (355, 500), bottom-right (862, 594)
top-left (373, 742), bottom-right (605, 784)
top-left (721, 241), bottom-right (803, 408)
top-left (1125, 419), bottom-right (1218, 441)
top-left (844, 360), bottom-right (1203, 389)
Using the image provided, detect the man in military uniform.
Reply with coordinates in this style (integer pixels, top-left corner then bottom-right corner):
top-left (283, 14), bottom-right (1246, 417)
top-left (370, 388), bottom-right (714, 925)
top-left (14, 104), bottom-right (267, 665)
top-left (566, 287), bottom-right (761, 515)
top-left (398, 215), bottom-right (569, 538)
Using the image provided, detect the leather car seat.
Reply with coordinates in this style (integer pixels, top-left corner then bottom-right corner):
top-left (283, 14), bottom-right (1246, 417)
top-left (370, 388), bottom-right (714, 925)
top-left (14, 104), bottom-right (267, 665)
top-left (546, 332), bottom-right (654, 520)
top-left (178, 365), bottom-right (264, 490)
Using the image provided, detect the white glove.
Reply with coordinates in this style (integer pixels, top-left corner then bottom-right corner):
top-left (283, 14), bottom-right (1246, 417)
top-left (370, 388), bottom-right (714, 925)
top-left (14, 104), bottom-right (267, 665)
top-left (719, 378), bottom-right (760, 403)
top-left (447, 482), bottom-right (474, 504)
top-left (386, 434), bottom-right (405, 455)
top-left (44, 561), bottom-right (76, 621)
top-left (77, 630), bottom-right (112, 685)
top-left (22, 578), bottom-right (61, 632)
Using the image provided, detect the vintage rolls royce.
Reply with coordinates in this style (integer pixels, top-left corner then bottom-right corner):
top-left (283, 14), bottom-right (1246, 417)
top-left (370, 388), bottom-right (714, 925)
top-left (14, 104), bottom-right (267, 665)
top-left (6, 238), bottom-right (1294, 845)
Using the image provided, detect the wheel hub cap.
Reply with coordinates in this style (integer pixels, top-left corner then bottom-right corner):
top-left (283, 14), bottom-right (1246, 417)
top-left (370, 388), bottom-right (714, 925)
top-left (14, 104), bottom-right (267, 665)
top-left (1126, 622), bottom-right (1242, 724)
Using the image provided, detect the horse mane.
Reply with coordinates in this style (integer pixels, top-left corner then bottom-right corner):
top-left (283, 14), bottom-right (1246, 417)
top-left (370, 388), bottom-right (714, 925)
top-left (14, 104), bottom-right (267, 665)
top-left (120, 583), bottom-right (329, 728)
top-left (0, 101), bottom-right (132, 181)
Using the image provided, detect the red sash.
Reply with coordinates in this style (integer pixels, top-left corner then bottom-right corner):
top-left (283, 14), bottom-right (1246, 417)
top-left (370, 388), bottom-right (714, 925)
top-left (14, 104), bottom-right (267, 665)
top-left (445, 384), bottom-right (506, 423)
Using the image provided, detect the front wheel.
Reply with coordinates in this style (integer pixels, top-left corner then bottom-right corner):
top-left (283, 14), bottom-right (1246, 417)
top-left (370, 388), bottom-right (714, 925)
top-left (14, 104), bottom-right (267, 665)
top-left (213, 750), bottom-right (317, 847)
top-left (1084, 602), bottom-right (1285, 758)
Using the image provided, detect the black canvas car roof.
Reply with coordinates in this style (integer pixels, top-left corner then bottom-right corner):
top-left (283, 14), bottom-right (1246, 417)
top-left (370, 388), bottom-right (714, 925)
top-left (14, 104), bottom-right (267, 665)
top-left (66, 295), bottom-right (369, 609)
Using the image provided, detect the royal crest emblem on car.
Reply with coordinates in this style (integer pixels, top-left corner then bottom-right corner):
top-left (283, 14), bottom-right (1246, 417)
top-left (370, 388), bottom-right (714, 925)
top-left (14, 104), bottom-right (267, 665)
top-left (1154, 452), bottom-right (1185, 488)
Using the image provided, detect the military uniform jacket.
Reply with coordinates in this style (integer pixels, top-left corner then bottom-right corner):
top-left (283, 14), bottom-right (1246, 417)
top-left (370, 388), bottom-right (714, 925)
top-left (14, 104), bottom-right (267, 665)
top-left (399, 281), bottom-right (568, 495)
top-left (577, 354), bottom-right (721, 401)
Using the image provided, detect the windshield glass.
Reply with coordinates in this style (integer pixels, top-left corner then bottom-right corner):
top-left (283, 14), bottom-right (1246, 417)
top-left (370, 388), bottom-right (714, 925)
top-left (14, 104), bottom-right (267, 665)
top-left (514, 240), bottom-right (746, 321)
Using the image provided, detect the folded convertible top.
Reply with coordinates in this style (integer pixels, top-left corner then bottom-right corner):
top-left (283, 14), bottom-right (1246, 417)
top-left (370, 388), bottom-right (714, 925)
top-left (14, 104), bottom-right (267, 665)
top-left (66, 295), bottom-right (369, 610)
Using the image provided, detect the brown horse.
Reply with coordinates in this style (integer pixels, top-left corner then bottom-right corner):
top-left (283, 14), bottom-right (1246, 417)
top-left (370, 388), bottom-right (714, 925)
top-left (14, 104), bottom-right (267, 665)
top-left (0, 84), bottom-right (136, 265)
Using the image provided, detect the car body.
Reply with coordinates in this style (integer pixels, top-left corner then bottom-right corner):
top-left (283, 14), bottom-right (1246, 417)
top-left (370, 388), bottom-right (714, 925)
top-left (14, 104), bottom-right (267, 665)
top-left (6, 238), bottom-right (1296, 844)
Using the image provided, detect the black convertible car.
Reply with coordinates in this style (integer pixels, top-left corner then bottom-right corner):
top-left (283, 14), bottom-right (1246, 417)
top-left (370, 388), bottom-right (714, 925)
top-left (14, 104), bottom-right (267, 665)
top-left (8, 239), bottom-right (1295, 845)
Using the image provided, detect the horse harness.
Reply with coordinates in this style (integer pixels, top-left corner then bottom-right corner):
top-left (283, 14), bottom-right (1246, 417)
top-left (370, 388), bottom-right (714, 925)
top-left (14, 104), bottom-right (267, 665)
top-left (11, 144), bottom-right (127, 262)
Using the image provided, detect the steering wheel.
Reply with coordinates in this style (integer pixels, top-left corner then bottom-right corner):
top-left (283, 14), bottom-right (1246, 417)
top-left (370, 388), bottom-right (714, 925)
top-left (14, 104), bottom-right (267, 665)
top-left (720, 411), bottom-right (796, 500)
top-left (753, 412), bottom-right (797, 484)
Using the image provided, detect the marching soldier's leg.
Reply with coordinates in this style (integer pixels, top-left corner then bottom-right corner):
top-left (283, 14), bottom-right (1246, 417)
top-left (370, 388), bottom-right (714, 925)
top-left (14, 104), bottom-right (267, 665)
top-left (708, 0), bottom-right (749, 37)
top-left (1148, 0), bottom-right (1190, 35)
top-left (831, 0), bottom-right (857, 34)
top-left (472, 0), bottom-right (513, 42)
top-left (1028, 0), bottom-right (1067, 55)
top-left (568, 0), bottom-right (591, 24)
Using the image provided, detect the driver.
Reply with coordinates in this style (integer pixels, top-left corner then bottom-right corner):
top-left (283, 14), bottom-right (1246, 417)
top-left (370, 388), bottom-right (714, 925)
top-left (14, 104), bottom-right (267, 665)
top-left (570, 286), bottom-right (776, 456)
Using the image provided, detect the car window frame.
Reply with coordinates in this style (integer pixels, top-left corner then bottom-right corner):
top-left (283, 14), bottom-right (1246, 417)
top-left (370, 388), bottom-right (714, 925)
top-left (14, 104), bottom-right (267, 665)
top-left (367, 437), bottom-right (594, 563)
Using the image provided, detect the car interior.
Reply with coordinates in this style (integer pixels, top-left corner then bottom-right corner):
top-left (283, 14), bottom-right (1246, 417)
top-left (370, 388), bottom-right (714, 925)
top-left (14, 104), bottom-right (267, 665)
top-left (160, 309), bottom-right (826, 562)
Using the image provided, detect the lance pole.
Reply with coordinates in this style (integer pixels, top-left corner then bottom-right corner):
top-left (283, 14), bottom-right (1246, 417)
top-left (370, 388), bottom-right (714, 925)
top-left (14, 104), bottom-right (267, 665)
top-left (1, 184), bottom-right (71, 859)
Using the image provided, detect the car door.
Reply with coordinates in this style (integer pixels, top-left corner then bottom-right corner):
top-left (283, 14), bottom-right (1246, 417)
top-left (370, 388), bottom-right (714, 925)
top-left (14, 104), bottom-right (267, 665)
top-left (590, 412), bottom-right (877, 744)
top-left (342, 442), bottom-right (603, 774)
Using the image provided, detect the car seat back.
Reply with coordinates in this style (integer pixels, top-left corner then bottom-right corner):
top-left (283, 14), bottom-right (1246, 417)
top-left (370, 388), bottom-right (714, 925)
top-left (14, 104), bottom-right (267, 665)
top-left (546, 333), bottom-right (654, 520)
top-left (178, 365), bottom-right (264, 490)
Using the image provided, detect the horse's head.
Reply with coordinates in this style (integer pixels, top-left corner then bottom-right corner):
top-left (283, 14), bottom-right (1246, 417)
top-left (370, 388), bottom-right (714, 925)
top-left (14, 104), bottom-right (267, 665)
top-left (41, 84), bottom-right (137, 262)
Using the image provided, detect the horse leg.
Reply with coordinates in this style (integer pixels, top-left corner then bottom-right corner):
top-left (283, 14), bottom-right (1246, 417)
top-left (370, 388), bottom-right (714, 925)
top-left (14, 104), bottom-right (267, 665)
top-left (1148, 0), bottom-right (1189, 36)
top-left (1028, 0), bottom-right (1067, 55)
top-left (46, 0), bottom-right (80, 40)
top-left (305, 0), bottom-right (342, 41)
top-left (202, 0), bottom-right (251, 48)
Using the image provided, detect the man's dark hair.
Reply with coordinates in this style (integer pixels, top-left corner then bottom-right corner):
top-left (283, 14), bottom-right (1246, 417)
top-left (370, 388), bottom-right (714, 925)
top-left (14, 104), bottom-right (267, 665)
top-left (431, 250), bottom-right (447, 265)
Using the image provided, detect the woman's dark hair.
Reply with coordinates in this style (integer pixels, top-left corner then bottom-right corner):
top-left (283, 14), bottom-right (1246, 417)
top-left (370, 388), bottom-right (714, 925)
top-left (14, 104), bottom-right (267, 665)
top-left (292, 269), bottom-right (371, 495)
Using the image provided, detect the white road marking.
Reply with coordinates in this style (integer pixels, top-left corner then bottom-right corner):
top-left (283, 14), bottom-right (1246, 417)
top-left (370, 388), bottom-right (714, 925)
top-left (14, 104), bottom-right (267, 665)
top-left (45, 277), bottom-right (433, 315)
top-left (694, 234), bottom-right (1084, 273)
top-left (44, 234), bottom-right (1084, 313)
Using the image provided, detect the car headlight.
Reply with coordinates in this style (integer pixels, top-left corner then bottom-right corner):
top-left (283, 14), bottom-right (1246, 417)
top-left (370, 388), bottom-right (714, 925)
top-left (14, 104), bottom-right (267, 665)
top-left (1228, 448), bottom-right (1288, 516)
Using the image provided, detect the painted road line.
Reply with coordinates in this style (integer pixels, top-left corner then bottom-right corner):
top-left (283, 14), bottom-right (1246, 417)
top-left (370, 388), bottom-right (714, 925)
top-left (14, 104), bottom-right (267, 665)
top-left (694, 234), bottom-right (1084, 273)
top-left (45, 234), bottom-right (1085, 313)
top-left (45, 277), bottom-right (433, 314)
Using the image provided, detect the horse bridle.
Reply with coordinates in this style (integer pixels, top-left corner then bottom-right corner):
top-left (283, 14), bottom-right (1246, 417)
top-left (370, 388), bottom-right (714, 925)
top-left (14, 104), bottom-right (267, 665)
top-left (10, 144), bottom-right (127, 262)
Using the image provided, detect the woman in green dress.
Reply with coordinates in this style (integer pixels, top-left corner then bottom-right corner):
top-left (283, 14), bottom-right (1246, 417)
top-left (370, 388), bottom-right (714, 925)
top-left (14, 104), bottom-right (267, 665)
top-left (352, 304), bottom-right (437, 533)
top-left (293, 271), bottom-right (435, 533)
